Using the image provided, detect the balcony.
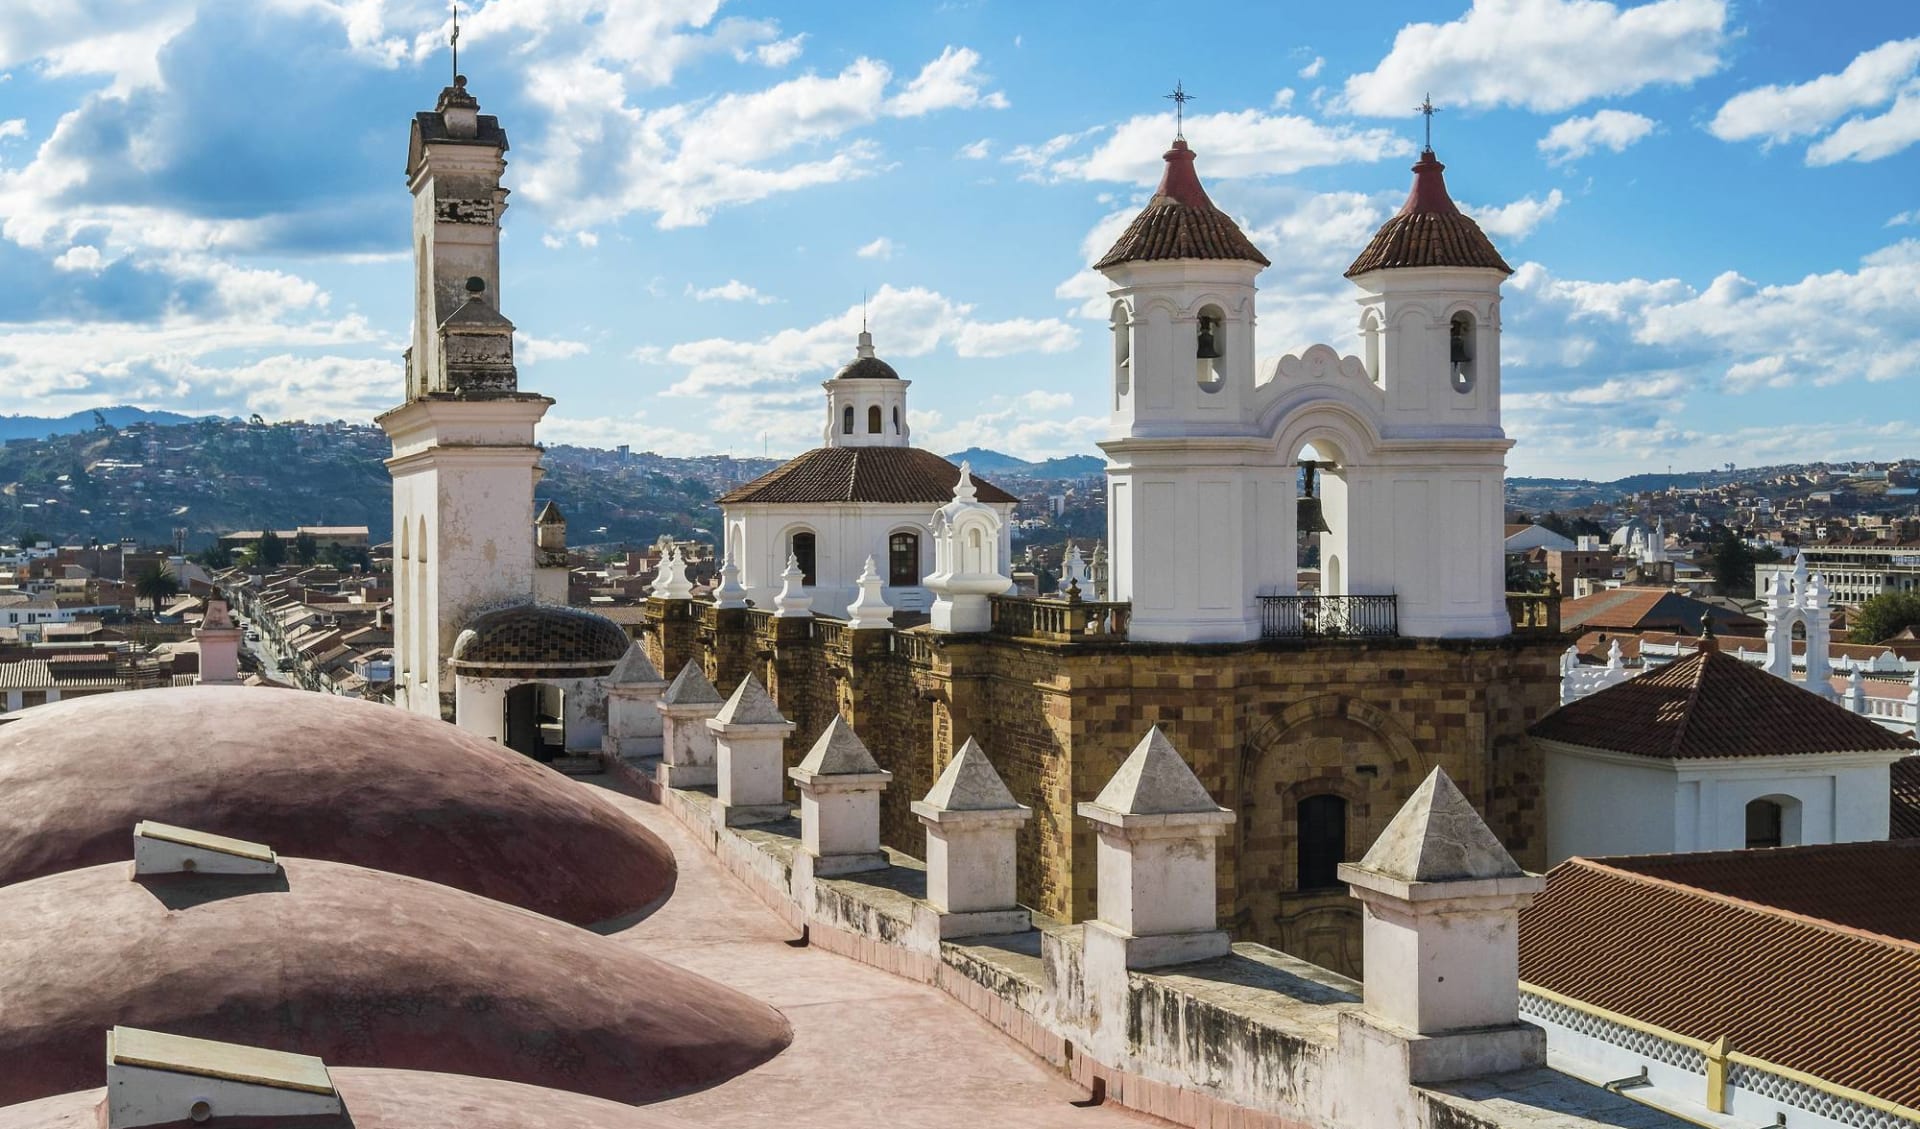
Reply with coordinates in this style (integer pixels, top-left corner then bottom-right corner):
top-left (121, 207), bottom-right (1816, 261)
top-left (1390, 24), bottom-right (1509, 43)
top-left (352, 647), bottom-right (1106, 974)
top-left (1258, 595), bottom-right (1398, 640)
top-left (988, 593), bottom-right (1130, 644)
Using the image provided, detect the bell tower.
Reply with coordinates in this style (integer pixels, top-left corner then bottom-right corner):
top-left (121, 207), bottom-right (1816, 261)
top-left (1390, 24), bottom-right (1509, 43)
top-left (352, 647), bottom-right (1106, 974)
top-left (1096, 135), bottom-right (1273, 643)
top-left (379, 70), bottom-right (552, 718)
top-left (822, 328), bottom-right (912, 449)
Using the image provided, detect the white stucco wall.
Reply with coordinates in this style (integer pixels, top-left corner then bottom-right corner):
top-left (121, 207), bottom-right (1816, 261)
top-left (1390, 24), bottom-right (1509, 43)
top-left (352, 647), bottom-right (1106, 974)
top-left (726, 501), bottom-right (1014, 619)
top-left (453, 671), bottom-right (607, 754)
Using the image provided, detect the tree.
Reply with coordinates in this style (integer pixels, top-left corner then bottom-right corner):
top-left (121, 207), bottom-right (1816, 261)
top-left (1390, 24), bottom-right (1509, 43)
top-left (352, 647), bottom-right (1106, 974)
top-left (1707, 530), bottom-right (1780, 600)
top-left (1850, 591), bottom-right (1920, 644)
top-left (253, 531), bottom-right (287, 569)
top-left (292, 531), bottom-right (319, 566)
top-left (196, 542), bottom-right (234, 569)
top-left (134, 565), bottom-right (181, 615)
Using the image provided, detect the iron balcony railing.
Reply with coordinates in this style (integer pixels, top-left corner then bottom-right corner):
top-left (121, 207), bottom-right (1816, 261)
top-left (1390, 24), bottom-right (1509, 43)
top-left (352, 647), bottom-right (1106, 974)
top-left (1258, 594), bottom-right (1398, 639)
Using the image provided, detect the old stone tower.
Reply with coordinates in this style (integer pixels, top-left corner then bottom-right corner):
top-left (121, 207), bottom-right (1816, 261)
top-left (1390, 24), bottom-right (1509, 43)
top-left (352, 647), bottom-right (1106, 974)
top-left (379, 74), bottom-right (550, 718)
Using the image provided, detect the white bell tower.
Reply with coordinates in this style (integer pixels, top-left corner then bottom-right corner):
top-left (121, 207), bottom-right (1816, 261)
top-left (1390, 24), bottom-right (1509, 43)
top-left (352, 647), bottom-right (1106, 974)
top-left (1097, 136), bottom-right (1273, 643)
top-left (822, 328), bottom-right (912, 449)
top-left (379, 71), bottom-right (551, 718)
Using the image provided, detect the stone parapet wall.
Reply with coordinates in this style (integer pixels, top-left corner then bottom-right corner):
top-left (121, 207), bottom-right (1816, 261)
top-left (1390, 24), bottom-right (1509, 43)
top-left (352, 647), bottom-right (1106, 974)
top-left (646, 597), bottom-right (1563, 976)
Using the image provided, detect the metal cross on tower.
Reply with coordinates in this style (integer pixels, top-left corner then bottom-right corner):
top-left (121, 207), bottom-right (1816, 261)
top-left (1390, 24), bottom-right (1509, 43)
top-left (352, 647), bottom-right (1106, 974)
top-left (450, 2), bottom-right (460, 82)
top-left (1165, 81), bottom-right (1193, 139)
top-left (1416, 93), bottom-right (1440, 150)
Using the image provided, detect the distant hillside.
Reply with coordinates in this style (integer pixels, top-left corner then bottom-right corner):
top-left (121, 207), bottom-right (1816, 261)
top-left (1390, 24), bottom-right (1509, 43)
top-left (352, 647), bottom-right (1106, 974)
top-left (946, 448), bottom-right (1104, 478)
top-left (0, 406), bottom-right (211, 442)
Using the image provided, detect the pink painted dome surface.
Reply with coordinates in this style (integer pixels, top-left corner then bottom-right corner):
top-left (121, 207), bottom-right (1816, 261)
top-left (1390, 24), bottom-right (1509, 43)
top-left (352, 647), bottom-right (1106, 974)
top-left (0, 685), bottom-right (673, 924)
top-left (0, 1068), bottom-right (716, 1129)
top-left (0, 858), bottom-right (792, 1107)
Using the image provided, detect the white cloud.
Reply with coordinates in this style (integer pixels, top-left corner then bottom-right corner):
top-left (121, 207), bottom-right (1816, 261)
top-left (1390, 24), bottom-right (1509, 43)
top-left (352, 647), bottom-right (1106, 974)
top-left (921, 394), bottom-right (1103, 462)
top-left (1465, 190), bottom-right (1565, 241)
top-left (957, 138), bottom-right (993, 160)
top-left (1026, 109), bottom-right (1413, 184)
top-left (1298, 56), bottom-right (1325, 80)
top-left (1807, 84), bottom-right (1920, 166)
top-left (51, 244), bottom-right (103, 272)
top-left (0, 118), bottom-right (23, 141)
top-left (751, 34), bottom-right (806, 67)
top-left (687, 279), bottom-right (776, 304)
top-left (1271, 88), bottom-right (1296, 110)
top-left (1890, 209), bottom-right (1919, 227)
top-left (1710, 37), bottom-right (1920, 145)
top-left (856, 236), bottom-right (895, 260)
top-left (885, 46), bottom-right (1008, 116)
top-left (517, 334), bottom-right (591, 364)
top-left (1340, 0), bottom-right (1727, 115)
top-left (647, 284), bottom-right (1078, 403)
top-left (1538, 110), bottom-right (1657, 163)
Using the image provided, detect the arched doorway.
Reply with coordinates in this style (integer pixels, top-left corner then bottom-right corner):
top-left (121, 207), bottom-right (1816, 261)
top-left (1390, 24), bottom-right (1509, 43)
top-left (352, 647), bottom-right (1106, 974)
top-left (504, 683), bottom-right (566, 762)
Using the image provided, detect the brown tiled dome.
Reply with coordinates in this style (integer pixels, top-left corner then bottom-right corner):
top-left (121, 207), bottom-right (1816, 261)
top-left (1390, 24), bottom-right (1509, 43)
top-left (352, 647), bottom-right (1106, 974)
top-left (0, 857), bottom-right (790, 1106)
top-left (1094, 139), bottom-right (1269, 270)
top-left (1346, 148), bottom-right (1511, 277)
top-left (450, 602), bottom-right (631, 673)
top-left (0, 685), bottom-right (674, 924)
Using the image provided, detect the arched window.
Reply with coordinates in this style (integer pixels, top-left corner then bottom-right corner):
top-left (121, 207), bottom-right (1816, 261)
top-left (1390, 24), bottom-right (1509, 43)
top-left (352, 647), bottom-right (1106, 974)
top-left (888, 531), bottom-right (921, 586)
top-left (1297, 794), bottom-right (1347, 890)
top-left (1449, 312), bottom-right (1476, 393)
top-left (1746, 798), bottom-right (1784, 848)
top-left (1361, 311), bottom-right (1382, 384)
top-left (892, 406), bottom-right (901, 434)
top-left (1112, 301), bottom-right (1131, 406)
top-left (1195, 304), bottom-right (1226, 393)
top-left (868, 404), bottom-right (882, 434)
top-left (842, 405), bottom-right (855, 434)
top-left (791, 531), bottom-right (817, 586)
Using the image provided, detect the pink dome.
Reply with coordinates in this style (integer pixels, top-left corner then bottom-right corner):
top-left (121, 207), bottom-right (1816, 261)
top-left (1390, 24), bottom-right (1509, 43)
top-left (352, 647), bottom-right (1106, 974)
top-left (0, 686), bottom-right (672, 924)
top-left (0, 858), bottom-right (791, 1106)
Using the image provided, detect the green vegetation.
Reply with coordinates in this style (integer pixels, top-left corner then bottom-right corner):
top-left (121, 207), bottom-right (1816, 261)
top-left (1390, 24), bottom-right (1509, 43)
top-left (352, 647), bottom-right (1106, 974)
top-left (133, 565), bottom-right (181, 614)
top-left (1706, 528), bottom-right (1781, 600)
top-left (1850, 591), bottom-right (1920, 644)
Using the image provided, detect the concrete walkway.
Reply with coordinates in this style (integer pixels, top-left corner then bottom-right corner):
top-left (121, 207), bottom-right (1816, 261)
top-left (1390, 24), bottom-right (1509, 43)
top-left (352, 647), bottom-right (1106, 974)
top-left (586, 775), bottom-right (1156, 1129)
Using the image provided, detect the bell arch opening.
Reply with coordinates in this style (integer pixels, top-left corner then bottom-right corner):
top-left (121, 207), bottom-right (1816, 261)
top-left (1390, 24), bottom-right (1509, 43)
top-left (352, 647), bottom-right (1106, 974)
top-left (1195, 304), bottom-right (1226, 393)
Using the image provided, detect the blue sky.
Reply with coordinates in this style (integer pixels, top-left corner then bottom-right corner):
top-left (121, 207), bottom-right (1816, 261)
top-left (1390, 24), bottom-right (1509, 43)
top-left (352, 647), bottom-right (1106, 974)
top-left (0, 0), bottom-right (1916, 478)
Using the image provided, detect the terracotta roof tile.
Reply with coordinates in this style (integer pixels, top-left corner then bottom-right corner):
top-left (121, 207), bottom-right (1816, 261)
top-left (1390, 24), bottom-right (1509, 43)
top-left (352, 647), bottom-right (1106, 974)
top-left (1093, 140), bottom-right (1268, 270)
top-left (1605, 841), bottom-right (1920, 944)
top-left (1530, 645), bottom-right (1917, 759)
top-left (1560, 587), bottom-right (1764, 634)
top-left (1346, 149), bottom-right (1511, 277)
top-left (1894, 757), bottom-right (1920, 839)
top-left (1521, 852), bottom-right (1920, 1108)
top-left (717, 447), bottom-right (1017, 506)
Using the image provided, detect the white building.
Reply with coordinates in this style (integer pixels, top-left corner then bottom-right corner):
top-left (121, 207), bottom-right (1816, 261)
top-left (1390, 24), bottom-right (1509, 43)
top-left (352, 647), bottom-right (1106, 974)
top-left (1097, 137), bottom-right (1514, 643)
top-left (715, 330), bottom-right (1017, 619)
top-left (1534, 636), bottom-right (1915, 865)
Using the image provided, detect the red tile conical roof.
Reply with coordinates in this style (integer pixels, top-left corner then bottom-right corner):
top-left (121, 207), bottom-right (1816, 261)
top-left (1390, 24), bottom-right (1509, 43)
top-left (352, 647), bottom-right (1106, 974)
top-left (1094, 139), bottom-right (1269, 270)
top-left (1345, 148), bottom-right (1511, 277)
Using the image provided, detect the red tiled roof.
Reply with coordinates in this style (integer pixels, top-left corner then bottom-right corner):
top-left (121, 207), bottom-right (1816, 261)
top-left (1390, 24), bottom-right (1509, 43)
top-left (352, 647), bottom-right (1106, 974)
top-left (717, 447), bottom-right (1018, 506)
top-left (1093, 140), bottom-right (1269, 270)
top-left (1521, 853), bottom-right (1920, 1108)
top-left (1604, 841), bottom-right (1920, 944)
top-left (1346, 149), bottom-right (1512, 277)
top-left (1894, 757), bottom-right (1920, 839)
top-left (1530, 645), bottom-right (1917, 758)
top-left (1560, 587), bottom-right (1764, 635)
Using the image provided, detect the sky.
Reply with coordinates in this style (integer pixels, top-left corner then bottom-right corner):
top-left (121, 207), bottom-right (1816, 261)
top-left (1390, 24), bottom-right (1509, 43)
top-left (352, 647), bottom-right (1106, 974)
top-left (0, 0), bottom-right (1916, 479)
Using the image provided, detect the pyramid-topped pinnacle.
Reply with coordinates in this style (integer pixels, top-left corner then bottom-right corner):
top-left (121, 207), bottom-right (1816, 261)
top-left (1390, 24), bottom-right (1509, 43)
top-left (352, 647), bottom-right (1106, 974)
top-left (714, 673), bottom-right (788, 727)
top-left (608, 642), bottom-right (663, 685)
top-left (1354, 768), bottom-right (1523, 884)
top-left (1090, 727), bottom-right (1223, 817)
top-left (796, 716), bottom-right (884, 777)
top-left (922, 738), bottom-right (1021, 812)
top-left (662, 660), bottom-right (723, 706)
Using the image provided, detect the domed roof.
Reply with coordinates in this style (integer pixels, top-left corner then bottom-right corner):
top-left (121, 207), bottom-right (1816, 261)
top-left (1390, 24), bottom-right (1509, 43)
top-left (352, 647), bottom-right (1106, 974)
top-left (1345, 148), bottom-right (1512, 277)
top-left (1094, 139), bottom-right (1269, 271)
top-left (831, 328), bottom-right (899, 380)
top-left (0, 1068), bottom-right (717, 1129)
top-left (0, 857), bottom-right (791, 1107)
top-left (450, 602), bottom-right (631, 673)
top-left (0, 686), bottom-right (672, 924)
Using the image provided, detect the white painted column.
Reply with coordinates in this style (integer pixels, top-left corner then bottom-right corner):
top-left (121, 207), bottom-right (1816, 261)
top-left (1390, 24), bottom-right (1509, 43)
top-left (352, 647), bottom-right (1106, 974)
top-left (789, 716), bottom-right (892, 876)
top-left (656, 661), bottom-right (724, 788)
top-left (911, 737), bottom-right (1032, 939)
top-left (707, 673), bottom-right (796, 828)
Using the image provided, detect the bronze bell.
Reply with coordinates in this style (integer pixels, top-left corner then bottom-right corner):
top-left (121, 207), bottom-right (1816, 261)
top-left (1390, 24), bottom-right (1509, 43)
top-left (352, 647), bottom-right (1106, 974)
top-left (1298, 496), bottom-right (1332, 535)
top-left (1196, 316), bottom-right (1223, 359)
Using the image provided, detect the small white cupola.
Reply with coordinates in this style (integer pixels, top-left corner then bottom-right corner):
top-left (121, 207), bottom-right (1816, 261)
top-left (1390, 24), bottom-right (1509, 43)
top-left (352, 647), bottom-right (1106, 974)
top-left (823, 327), bottom-right (912, 449)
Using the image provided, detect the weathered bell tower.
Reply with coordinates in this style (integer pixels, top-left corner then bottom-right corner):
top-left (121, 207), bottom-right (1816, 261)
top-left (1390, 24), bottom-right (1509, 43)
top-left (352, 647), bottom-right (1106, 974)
top-left (379, 69), bottom-right (550, 718)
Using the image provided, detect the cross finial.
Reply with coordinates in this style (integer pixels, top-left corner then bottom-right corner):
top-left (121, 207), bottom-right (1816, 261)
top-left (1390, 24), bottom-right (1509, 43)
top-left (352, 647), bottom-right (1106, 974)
top-left (1416, 93), bottom-right (1439, 150)
top-left (1164, 80), bottom-right (1193, 140)
top-left (450, 1), bottom-right (460, 84)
